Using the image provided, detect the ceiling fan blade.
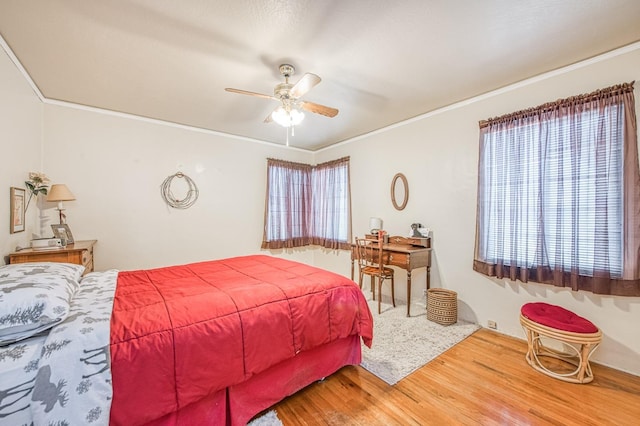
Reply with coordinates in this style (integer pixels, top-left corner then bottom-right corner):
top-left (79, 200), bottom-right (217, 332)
top-left (225, 88), bottom-right (276, 101)
top-left (289, 73), bottom-right (321, 99)
top-left (264, 110), bottom-right (274, 123)
top-left (301, 101), bottom-right (339, 118)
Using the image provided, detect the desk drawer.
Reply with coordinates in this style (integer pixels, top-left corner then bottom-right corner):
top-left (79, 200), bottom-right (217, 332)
top-left (407, 237), bottom-right (430, 248)
top-left (386, 252), bottom-right (409, 268)
top-left (388, 235), bottom-right (430, 248)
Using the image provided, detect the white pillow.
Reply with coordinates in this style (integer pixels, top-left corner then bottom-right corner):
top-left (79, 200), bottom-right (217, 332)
top-left (0, 262), bottom-right (85, 345)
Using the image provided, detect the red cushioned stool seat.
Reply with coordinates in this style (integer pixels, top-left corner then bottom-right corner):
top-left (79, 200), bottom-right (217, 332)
top-left (521, 303), bottom-right (599, 333)
top-left (520, 302), bottom-right (602, 384)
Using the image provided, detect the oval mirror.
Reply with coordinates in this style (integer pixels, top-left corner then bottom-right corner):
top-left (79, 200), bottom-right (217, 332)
top-left (391, 173), bottom-right (409, 210)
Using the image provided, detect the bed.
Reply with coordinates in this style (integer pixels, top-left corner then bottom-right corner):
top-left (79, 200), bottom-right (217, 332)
top-left (0, 255), bottom-right (373, 426)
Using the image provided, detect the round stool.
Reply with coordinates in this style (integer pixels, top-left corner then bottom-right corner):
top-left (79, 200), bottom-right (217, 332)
top-left (520, 302), bottom-right (602, 384)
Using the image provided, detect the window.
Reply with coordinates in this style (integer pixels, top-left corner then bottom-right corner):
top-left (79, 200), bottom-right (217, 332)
top-left (474, 82), bottom-right (640, 296)
top-left (262, 157), bottom-right (351, 250)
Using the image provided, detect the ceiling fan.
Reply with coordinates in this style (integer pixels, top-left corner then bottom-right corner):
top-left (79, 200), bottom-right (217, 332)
top-left (225, 64), bottom-right (339, 128)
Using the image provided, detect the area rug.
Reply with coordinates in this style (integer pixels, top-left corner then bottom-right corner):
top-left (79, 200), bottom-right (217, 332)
top-left (360, 294), bottom-right (480, 385)
top-left (248, 410), bottom-right (283, 426)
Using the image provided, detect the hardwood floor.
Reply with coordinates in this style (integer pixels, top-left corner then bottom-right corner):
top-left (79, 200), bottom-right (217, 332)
top-left (272, 329), bottom-right (640, 425)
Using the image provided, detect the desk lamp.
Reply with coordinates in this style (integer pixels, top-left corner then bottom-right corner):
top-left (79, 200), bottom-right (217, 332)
top-left (369, 217), bottom-right (382, 235)
top-left (47, 184), bottom-right (76, 224)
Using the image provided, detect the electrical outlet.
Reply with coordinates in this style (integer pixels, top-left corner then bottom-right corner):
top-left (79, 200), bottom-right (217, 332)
top-left (487, 320), bottom-right (497, 329)
top-left (423, 289), bottom-right (428, 296)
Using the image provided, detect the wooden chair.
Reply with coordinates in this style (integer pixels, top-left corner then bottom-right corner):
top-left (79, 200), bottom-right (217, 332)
top-left (355, 236), bottom-right (376, 298)
top-left (355, 234), bottom-right (395, 314)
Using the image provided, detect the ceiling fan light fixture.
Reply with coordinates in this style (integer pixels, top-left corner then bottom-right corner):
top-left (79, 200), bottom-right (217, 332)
top-left (289, 108), bottom-right (304, 126)
top-left (272, 106), bottom-right (304, 127)
top-left (226, 64), bottom-right (337, 139)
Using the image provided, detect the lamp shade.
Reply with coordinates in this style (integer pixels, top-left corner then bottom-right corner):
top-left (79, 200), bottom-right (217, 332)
top-left (369, 217), bottom-right (382, 233)
top-left (47, 184), bottom-right (76, 202)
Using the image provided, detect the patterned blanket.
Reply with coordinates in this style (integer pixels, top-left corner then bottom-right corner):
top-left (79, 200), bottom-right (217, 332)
top-left (0, 270), bottom-right (117, 425)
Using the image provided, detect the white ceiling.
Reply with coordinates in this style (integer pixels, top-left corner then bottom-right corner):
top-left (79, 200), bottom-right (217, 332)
top-left (1, 0), bottom-right (640, 151)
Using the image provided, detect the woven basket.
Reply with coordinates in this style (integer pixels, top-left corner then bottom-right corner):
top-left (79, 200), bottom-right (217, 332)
top-left (427, 288), bottom-right (458, 325)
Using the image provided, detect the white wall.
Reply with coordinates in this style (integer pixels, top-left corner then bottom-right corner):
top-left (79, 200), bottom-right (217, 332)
top-left (315, 46), bottom-right (640, 375)
top-left (41, 105), bottom-right (314, 270)
top-left (0, 47), bottom-right (42, 259)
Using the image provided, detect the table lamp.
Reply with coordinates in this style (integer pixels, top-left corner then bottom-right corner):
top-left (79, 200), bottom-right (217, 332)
top-left (47, 184), bottom-right (76, 224)
top-left (369, 217), bottom-right (382, 235)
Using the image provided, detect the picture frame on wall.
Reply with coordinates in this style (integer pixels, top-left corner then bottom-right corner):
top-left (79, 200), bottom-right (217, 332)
top-left (51, 223), bottom-right (75, 245)
top-left (10, 187), bottom-right (26, 234)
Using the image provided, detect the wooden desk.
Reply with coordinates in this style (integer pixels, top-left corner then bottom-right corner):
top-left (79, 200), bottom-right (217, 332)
top-left (351, 236), bottom-right (431, 317)
top-left (8, 240), bottom-right (97, 275)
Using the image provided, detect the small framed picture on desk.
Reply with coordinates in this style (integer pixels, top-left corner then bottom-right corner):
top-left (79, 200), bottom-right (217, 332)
top-left (51, 224), bottom-right (75, 245)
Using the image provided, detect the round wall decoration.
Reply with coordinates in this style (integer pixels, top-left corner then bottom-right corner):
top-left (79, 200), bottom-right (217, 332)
top-left (161, 172), bottom-right (199, 209)
top-left (391, 173), bottom-right (409, 210)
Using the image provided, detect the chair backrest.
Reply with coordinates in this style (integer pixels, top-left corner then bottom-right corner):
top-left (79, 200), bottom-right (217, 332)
top-left (372, 232), bottom-right (386, 274)
top-left (355, 237), bottom-right (375, 269)
top-left (355, 233), bottom-right (385, 273)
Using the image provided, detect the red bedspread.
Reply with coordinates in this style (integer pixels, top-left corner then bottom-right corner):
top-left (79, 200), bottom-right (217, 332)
top-left (109, 255), bottom-right (373, 425)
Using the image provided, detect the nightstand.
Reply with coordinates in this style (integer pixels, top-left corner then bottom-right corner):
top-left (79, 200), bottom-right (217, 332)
top-left (8, 240), bottom-right (97, 275)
